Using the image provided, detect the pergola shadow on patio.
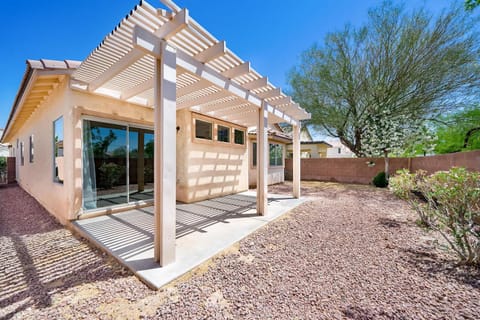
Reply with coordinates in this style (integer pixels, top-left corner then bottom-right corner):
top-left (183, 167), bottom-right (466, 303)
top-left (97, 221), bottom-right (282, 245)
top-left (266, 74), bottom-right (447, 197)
top-left (73, 191), bottom-right (306, 289)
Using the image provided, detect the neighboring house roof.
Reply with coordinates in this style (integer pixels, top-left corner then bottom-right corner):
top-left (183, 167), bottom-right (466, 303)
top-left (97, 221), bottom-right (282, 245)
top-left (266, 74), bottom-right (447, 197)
top-left (279, 124), bottom-right (314, 142)
top-left (297, 141), bottom-right (332, 147)
top-left (2, 59), bottom-right (80, 143)
top-left (248, 125), bottom-right (292, 143)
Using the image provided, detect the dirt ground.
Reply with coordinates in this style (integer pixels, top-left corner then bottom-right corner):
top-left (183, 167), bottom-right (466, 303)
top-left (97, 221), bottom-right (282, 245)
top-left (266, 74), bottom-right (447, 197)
top-left (1, 182), bottom-right (479, 319)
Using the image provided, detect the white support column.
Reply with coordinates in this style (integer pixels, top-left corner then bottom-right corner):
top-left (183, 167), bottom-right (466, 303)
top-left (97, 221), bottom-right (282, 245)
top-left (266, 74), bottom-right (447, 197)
top-left (154, 42), bottom-right (177, 266)
top-left (256, 101), bottom-right (268, 215)
top-left (292, 124), bottom-right (301, 198)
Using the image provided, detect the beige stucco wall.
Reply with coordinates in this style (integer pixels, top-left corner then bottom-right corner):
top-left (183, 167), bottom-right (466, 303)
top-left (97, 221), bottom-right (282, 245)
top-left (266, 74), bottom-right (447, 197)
top-left (70, 89), bottom-right (155, 218)
top-left (7, 80), bottom-right (251, 221)
top-left (6, 78), bottom-right (72, 224)
top-left (248, 138), bottom-right (286, 187)
top-left (176, 110), bottom-right (249, 203)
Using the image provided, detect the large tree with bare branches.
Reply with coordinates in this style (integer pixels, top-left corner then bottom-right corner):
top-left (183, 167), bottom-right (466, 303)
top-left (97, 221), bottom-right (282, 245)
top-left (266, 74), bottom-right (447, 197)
top-left (288, 1), bottom-right (480, 157)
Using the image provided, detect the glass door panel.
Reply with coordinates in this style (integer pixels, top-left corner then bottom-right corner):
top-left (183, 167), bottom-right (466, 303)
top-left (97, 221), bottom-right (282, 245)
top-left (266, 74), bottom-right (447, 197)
top-left (128, 128), bottom-right (154, 201)
top-left (83, 120), bottom-right (128, 209)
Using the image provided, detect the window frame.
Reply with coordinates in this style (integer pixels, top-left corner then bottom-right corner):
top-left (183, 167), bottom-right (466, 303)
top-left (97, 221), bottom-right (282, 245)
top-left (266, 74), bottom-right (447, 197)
top-left (20, 142), bottom-right (24, 166)
top-left (29, 135), bottom-right (34, 163)
top-left (191, 113), bottom-right (246, 148)
top-left (234, 129), bottom-right (245, 145)
top-left (216, 124), bottom-right (231, 143)
top-left (194, 118), bottom-right (213, 141)
top-left (53, 116), bottom-right (64, 184)
top-left (251, 141), bottom-right (284, 168)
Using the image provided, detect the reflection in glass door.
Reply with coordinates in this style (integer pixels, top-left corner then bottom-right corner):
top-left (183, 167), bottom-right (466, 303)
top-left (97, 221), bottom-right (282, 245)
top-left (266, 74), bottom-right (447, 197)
top-left (128, 128), bottom-right (154, 201)
top-left (82, 119), bottom-right (155, 210)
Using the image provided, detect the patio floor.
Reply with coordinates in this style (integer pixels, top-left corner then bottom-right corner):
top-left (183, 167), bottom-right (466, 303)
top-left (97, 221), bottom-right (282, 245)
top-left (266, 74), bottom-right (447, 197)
top-left (72, 191), bottom-right (307, 289)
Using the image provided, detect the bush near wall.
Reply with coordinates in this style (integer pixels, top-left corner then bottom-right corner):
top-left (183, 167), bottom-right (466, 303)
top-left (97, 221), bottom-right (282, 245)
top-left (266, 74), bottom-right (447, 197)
top-left (390, 168), bottom-right (480, 266)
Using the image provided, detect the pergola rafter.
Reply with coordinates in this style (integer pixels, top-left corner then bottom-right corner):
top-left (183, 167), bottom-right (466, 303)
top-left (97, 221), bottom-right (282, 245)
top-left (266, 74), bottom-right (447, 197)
top-left (71, 1), bottom-right (310, 126)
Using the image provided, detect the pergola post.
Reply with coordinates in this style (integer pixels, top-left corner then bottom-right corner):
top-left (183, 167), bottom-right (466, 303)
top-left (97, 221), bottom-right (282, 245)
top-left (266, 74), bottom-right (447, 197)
top-left (153, 42), bottom-right (177, 266)
top-left (256, 101), bottom-right (268, 215)
top-left (292, 124), bottom-right (301, 198)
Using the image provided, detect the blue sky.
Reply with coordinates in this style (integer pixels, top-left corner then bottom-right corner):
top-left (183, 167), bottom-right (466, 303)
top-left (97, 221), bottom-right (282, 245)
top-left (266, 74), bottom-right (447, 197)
top-left (0, 0), bottom-right (452, 129)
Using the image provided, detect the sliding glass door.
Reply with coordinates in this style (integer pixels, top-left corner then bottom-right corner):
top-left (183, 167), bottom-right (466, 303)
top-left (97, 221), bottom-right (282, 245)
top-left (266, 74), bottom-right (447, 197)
top-left (128, 128), bottom-right (154, 201)
top-left (82, 119), bottom-right (154, 210)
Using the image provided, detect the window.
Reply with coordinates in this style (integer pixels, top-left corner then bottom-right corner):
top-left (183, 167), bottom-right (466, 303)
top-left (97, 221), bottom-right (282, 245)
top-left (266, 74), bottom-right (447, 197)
top-left (252, 142), bottom-right (257, 166)
top-left (338, 147), bottom-right (341, 154)
top-left (29, 135), bottom-right (34, 163)
top-left (20, 142), bottom-right (24, 166)
top-left (54, 117), bottom-right (64, 183)
top-left (234, 129), bottom-right (245, 145)
top-left (195, 119), bottom-right (212, 140)
top-left (252, 142), bottom-right (284, 167)
top-left (269, 144), bottom-right (283, 166)
top-left (217, 125), bottom-right (230, 143)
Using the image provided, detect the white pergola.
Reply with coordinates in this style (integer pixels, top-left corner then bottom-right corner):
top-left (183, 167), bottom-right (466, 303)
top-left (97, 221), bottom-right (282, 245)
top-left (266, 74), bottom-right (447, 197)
top-left (71, 0), bottom-right (310, 266)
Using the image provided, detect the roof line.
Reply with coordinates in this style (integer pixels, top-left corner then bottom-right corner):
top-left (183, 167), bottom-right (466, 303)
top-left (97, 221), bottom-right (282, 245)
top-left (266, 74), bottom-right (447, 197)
top-left (1, 59), bottom-right (80, 142)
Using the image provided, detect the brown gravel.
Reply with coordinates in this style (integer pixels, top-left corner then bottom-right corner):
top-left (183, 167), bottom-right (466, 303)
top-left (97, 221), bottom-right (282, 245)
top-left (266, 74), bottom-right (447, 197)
top-left (1, 181), bottom-right (479, 319)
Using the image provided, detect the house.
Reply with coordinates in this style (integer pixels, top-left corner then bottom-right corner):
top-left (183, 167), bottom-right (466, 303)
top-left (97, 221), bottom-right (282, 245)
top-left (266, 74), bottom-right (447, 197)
top-left (282, 125), bottom-right (332, 158)
top-left (248, 124), bottom-right (291, 187)
top-left (1, 0), bottom-right (310, 266)
top-left (326, 139), bottom-right (356, 158)
top-left (0, 129), bottom-right (10, 157)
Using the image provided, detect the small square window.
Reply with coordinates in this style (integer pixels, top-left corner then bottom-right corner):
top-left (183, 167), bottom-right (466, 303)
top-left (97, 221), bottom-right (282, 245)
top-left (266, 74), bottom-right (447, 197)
top-left (234, 129), bottom-right (244, 145)
top-left (195, 119), bottom-right (212, 140)
top-left (217, 125), bottom-right (230, 143)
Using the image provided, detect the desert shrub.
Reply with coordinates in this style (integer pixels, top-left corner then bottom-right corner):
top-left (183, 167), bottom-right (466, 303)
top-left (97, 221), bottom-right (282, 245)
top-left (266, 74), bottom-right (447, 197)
top-left (391, 167), bottom-right (480, 265)
top-left (390, 169), bottom-right (432, 227)
top-left (372, 171), bottom-right (388, 188)
top-left (98, 162), bottom-right (122, 189)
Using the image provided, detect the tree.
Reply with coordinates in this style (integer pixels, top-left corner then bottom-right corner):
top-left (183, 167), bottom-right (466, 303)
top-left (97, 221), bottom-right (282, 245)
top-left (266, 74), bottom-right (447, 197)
top-left (465, 0), bottom-right (480, 11)
top-left (361, 110), bottom-right (432, 178)
top-left (288, 1), bottom-right (480, 157)
top-left (434, 105), bottom-right (480, 154)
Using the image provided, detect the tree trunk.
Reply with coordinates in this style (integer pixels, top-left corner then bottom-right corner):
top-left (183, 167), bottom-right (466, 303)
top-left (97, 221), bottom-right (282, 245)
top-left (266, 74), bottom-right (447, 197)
top-left (463, 127), bottom-right (480, 148)
top-left (384, 149), bottom-right (390, 180)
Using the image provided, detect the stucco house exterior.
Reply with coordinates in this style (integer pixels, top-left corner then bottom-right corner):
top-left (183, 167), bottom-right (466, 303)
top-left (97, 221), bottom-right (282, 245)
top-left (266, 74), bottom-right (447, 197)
top-left (326, 139), bottom-right (356, 158)
top-left (282, 125), bottom-right (332, 158)
top-left (1, 0), bottom-right (309, 266)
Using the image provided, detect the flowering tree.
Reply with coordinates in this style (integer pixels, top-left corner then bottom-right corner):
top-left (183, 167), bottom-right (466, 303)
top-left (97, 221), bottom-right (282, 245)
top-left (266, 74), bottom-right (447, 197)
top-left (361, 110), bottom-right (433, 178)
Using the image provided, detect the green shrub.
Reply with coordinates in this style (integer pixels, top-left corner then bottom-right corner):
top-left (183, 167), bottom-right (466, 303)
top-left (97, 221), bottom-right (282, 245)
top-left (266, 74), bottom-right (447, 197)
top-left (391, 167), bottom-right (480, 265)
top-left (372, 171), bottom-right (388, 188)
top-left (0, 157), bottom-right (6, 170)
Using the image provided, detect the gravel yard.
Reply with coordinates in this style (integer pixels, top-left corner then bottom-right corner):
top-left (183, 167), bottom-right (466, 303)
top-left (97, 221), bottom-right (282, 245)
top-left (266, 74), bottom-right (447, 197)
top-left (1, 182), bottom-right (479, 319)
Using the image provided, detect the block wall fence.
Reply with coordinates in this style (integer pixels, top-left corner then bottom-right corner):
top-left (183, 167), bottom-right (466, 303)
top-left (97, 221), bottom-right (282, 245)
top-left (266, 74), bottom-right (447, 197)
top-left (285, 150), bottom-right (480, 185)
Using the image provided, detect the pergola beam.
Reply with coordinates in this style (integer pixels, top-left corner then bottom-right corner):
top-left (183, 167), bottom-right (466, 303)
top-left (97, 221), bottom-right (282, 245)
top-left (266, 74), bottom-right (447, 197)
top-left (221, 62), bottom-right (250, 79)
top-left (256, 101), bottom-right (268, 215)
top-left (256, 88), bottom-right (281, 99)
top-left (153, 42), bottom-right (177, 266)
top-left (292, 124), bottom-right (301, 198)
top-left (243, 77), bottom-right (268, 90)
top-left (194, 41), bottom-right (226, 63)
top-left (269, 96), bottom-right (292, 106)
top-left (177, 90), bottom-right (231, 109)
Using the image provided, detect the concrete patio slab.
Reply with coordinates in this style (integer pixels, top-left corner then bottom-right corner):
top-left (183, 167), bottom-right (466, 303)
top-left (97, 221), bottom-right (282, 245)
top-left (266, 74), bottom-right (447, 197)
top-left (72, 191), bottom-right (307, 289)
